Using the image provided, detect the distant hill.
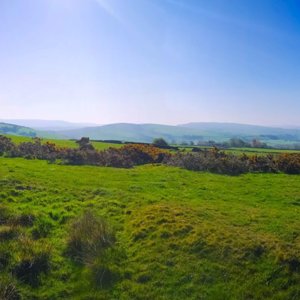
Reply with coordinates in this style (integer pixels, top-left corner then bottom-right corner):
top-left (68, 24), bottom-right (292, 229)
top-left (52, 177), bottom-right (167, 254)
top-left (0, 122), bottom-right (37, 137)
top-left (181, 122), bottom-right (300, 143)
top-left (60, 122), bottom-right (300, 145)
top-left (2, 120), bottom-right (300, 147)
top-left (0, 122), bottom-right (66, 139)
top-left (0, 119), bottom-right (98, 131)
top-left (59, 123), bottom-right (204, 143)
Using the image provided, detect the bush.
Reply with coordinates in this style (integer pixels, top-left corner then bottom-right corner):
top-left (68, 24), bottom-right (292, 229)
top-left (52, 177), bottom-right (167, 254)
top-left (276, 153), bottom-right (300, 174)
top-left (67, 211), bottom-right (115, 264)
top-left (153, 138), bottom-right (169, 148)
top-left (165, 149), bottom-right (248, 175)
top-left (0, 136), bottom-right (16, 156)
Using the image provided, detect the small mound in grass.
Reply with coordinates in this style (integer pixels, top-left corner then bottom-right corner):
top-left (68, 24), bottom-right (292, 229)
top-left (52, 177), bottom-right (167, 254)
top-left (126, 203), bottom-right (300, 298)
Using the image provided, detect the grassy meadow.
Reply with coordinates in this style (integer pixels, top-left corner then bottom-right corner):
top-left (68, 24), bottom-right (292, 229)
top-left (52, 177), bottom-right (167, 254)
top-left (0, 156), bottom-right (299, 299)
top-left (5, 135), bottom-right (123, 151)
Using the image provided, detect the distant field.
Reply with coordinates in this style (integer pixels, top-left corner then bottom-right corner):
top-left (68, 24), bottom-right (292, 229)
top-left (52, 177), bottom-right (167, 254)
top-left (178, 145), bottom-right (300, 155)
top-left (0, 157), bottom-right (299, 299)
top-left (5, 134), bottom-right (123, 150)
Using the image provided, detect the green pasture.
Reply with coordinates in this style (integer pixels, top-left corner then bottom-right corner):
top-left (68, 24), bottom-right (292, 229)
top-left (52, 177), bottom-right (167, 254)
top-left (5, 134), bottom-right (123, 150)
top-left (0, 157), bottom-right (299, 299)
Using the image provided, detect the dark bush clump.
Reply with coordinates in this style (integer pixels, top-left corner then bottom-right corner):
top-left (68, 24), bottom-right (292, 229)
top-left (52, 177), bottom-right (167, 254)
top-left (13, 237), bottom-right (52, 287)
top-left (67, 211), bottom-right (115, 264)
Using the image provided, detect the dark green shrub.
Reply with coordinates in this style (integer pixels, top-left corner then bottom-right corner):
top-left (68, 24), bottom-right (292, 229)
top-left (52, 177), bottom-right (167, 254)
top-left (152, 138), bottom-right (169, 148)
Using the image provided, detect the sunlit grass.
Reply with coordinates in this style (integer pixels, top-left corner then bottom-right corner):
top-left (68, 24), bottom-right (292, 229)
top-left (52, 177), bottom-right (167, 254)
top-left (0, 157), bottom-right (299, 299)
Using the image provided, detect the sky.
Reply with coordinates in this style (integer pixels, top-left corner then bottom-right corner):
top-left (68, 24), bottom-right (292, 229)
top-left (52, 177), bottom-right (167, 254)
top-left (0, 0), bottom-right (300, 126)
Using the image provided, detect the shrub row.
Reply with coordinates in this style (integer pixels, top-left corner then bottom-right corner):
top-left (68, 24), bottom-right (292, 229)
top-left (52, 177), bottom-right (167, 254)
top-left (164, 148), bottom-right (300, 175)
top-left (1, 135), bottom-right (300, 175)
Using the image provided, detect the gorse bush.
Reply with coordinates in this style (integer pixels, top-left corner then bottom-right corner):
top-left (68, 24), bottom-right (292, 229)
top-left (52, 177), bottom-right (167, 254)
top-left (277, 153), bottom-right (300, 174)
top-left (1, 135), bottom-right (300, 175)
top-left (164, 148), bottom-right (300, 175)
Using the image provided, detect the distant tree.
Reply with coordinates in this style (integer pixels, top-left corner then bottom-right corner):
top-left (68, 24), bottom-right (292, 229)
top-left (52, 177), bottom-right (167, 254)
top-left (76, 137), bottom-right (95, 151)
top-left (251, 139), bottom-right (267, 148)
top-left (190, 141), bottom-right (194, 146)
top-left (152, 138), bottom-right (169, 148)
top-left (228, 138), bottom-right (250, 148)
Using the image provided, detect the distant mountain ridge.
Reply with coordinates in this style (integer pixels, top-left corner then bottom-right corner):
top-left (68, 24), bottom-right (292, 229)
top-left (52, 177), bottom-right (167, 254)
top-left (1, 120), bottom-right (300, 147)
top-left (0, 119), bottom-right (98, 131)
top-left (58, 122), bottom-right (300, 145)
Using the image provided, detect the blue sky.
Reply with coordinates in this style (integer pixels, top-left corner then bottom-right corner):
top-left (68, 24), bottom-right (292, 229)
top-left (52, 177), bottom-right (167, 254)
top-left (0, 0), bottom-right (300, 126)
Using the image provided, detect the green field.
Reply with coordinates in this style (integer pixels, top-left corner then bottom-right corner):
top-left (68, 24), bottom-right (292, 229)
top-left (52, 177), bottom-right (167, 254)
top-left (5, 135), bottom-right (123, 150)
top-left (0, 157), bottom-right (299, 299)
top-left (178, 145), bottom-right (300, 155)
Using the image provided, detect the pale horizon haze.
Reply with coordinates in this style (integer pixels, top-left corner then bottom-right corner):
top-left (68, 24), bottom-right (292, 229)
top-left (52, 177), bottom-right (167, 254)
top-left (1, 0), bottom-right (300, 126)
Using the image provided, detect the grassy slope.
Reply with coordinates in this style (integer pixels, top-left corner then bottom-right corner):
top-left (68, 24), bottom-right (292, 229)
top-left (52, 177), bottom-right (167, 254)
top-left (5, 135), bottom-right (122, 150)
top-left (0, 158), bottom-right (299, 299)
top-left (0, 122), bottom-right (37, 137)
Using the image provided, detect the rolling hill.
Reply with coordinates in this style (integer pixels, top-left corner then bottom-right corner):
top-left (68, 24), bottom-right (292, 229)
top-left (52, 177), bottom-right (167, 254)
top-left (0, 122), bottom-right (37, 137)
top-left (1, 120), bottom-right (300, 147)
top-left (59, 123), bottom-right (205, 143)
top-left (59, 122), bottom-right (300, 145)
top-left (0, 122), bottom-right (65, 139)
top-left (0, 119), bottom-right (98, 131)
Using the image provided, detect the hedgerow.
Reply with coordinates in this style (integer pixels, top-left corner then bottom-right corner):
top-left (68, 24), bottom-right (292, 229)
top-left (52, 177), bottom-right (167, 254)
top-left (1, 135), bottom-right (300, 175)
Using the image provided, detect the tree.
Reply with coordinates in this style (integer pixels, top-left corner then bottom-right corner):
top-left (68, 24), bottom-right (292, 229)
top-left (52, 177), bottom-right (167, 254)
top-left (152, 138), bottom-right (169, 148)
top-left (76, 137), bottom-right (95, 151)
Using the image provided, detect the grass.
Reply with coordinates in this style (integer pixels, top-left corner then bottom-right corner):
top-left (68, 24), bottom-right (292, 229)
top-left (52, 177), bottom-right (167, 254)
top-left (178, 145), bottom-right (300, 155)
top-left (0, 157), bottom-right (299, 299)
top-left (5, 134), bottom-right (123, 150)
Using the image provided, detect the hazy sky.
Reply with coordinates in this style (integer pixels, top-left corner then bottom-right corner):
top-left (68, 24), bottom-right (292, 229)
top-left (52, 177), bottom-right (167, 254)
top-left (1, 0), bottom-right (300, 126)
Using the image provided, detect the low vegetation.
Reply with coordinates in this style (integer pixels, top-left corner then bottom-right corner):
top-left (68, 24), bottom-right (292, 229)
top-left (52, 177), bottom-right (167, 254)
top-left (1, 135), bottom-right (300, 175)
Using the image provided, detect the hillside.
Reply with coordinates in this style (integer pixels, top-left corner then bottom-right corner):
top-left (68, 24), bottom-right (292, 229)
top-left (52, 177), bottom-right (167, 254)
top-left (2, 120), bottom-right (300, 147)
top-left (59, 123), bottom-right (205, 143)
top-left (182, 122), bottom-right (300, 140)
top-left (60, 122), bottom-right (300, 146)
top-left (0, 122), bottom-right (37, 137)
top-left (0, 119), bottom-right (98, 131)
